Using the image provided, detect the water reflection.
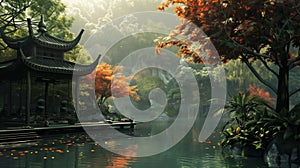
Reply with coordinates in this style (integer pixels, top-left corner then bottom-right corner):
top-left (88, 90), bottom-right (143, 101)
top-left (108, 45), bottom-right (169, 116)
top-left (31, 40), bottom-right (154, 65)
top-left (0, 121), bottom-right (269, 168)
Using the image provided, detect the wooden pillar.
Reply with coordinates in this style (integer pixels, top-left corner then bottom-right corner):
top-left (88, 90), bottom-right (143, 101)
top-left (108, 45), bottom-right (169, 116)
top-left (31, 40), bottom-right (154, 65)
top-left (26, 71), bottom-right (31, 125)
top-left (19, 79), bottom-right (22, 112)
top-left (44, 81), bottom-right (49, 121)
top-left (0, 82), bottom-right (3, 114)
top-left (74, 77), bottom-right (79, 117)
top-left (8, 80), bottom-right (12, 115)
top-left (33, 46), bottom-right (36, 57)
top-left (52, 83), bottom-right (57, 116)
top-left (68, 80), bottom-right (70, 98)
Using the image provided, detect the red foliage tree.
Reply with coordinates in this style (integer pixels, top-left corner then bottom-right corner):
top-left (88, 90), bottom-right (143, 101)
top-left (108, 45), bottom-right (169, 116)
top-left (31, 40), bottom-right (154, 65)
top-left (157, 0), bottom-right (300, 112)
top-left (86, 62), bottom-right (139, 106)
top-left (248, 84), bottom-right (274, 104)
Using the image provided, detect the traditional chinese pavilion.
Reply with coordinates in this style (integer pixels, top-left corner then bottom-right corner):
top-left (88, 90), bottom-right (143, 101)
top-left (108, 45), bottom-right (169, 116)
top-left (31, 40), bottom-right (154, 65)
top-left (0, 16), bottom-right (100, 126)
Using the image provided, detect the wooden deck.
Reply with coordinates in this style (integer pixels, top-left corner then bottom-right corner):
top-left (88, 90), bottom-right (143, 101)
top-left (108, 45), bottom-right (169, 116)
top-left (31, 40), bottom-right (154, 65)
top-left (0, 121), bottom-right (135, 134)
top-left (0, 121), bottom-right (136, 146)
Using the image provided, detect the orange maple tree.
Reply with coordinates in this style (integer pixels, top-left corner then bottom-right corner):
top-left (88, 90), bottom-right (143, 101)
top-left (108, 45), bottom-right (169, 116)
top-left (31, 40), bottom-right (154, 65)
top-left (157, 0), bottom-right (300, 112)
top-left (86, 62), bottom-right (139, 106)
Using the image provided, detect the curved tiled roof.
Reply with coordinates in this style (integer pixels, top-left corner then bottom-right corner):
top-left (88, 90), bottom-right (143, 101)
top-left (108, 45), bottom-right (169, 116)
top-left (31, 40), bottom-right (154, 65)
top-left (0, 17), bottom-right (84, 51)
top-left (19, 49), bottom-right (101, 76)
top-left (0, 16), bottom-right (99, 76)
top-left (0, 53), bottom-right (101, 76)
top-left (0, 30), bottom-right (29, 49)
top-left (31, 29), bottom-right (84, 51)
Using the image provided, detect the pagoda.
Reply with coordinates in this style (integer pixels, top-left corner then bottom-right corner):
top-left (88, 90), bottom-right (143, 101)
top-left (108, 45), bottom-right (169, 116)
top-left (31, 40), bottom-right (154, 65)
top-left (0, 16), bottom-right (100, 126)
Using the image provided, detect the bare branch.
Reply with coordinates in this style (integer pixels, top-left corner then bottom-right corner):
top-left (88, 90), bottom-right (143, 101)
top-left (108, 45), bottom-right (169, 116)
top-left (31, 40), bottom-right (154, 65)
top-left (0, 1), bottom-right (32, 52)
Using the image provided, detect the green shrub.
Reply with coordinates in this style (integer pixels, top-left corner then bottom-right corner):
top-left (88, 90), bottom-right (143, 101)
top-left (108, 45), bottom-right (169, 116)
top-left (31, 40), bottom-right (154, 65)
top-left (221, 91), bottom-right (279, 151)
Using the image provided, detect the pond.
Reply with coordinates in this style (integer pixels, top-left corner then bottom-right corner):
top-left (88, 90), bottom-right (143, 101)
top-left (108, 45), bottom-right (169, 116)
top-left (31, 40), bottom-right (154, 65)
top-left (0, 119), bottom-right (269, 168)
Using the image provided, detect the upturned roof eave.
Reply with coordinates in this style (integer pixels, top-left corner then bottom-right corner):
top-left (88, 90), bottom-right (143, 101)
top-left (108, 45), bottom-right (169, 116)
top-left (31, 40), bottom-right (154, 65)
top-left (19, 49), bottom-right (101, 76)
top-left (0, 18), bottom-right (84, 51)
top-left (31, 29), bottom-right (84, 51)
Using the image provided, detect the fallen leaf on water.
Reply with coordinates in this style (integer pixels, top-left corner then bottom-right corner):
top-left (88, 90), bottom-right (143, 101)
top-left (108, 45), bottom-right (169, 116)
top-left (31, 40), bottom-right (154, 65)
top-left (56, 149), bottom-right (63, 153)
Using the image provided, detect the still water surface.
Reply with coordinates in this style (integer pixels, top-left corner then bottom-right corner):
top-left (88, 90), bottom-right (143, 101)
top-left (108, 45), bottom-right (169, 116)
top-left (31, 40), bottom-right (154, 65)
top-left (0, 120), bottom-right (268, 168)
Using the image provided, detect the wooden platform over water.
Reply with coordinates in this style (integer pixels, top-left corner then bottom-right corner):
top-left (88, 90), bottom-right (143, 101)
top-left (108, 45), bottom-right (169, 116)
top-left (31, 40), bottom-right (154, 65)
top-left (0, 121), bottom-right (135, 134)
top-left (0, 121), bottom-right (135, 146)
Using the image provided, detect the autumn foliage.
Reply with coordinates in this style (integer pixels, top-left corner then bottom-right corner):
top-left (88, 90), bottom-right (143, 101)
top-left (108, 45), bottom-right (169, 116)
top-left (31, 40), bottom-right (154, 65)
top-left (158, 0), bottom-right (300, 63)
top-left (86, 62), bottom-right (139, 105)
top-left (247, 84), bottom-right (274, 104)
top-left (157, 0), bottom-right (300, 112)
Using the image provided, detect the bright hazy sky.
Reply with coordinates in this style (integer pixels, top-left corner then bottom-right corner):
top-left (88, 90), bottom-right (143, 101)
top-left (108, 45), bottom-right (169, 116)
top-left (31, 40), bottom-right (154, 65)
top-left (59, 0), bottom-right (164, 34)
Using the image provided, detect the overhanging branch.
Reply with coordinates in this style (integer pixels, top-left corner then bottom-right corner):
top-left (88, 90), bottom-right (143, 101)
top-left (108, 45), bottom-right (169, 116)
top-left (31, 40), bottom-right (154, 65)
top-left (258, 56), bottom-right (279, 77)
top-left (222, 25), bottom-right (274, 61)
top-left (289, 58), bottom-right (300, 70)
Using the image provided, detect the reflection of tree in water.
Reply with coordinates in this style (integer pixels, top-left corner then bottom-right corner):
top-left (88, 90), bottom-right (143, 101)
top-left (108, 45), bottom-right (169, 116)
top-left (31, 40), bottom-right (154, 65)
top-left (106, 144), bottom-right (137, 168)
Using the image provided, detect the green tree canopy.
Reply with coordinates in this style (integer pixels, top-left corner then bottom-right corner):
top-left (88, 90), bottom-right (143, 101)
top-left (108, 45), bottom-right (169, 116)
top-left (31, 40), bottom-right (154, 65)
top-left (0, 0), bottom-right (90, 63)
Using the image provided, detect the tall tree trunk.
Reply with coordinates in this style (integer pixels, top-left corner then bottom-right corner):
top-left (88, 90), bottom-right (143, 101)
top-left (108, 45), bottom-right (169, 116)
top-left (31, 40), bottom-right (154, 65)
top-left (276, 67), bottom-right (289, 112)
